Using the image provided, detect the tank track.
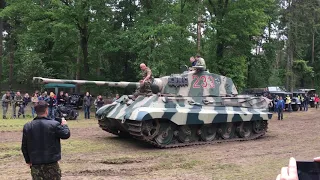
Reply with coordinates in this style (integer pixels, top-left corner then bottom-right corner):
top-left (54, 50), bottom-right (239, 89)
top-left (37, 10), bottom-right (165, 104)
top-left (126, 120), bottom-right (268, 149)
top-left (98, 119), bottom-right (122, 136)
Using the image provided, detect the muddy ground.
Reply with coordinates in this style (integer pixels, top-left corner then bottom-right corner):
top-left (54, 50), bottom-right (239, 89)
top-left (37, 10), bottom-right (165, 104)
top-left (0, 108), bottom-right (320, 180)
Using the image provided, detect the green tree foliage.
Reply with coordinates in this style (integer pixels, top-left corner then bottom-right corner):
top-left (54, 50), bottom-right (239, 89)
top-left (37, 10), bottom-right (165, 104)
top-left (0, 0), bottom-right (319, 94)
top-left (204, 0), bottom-right (277, 90)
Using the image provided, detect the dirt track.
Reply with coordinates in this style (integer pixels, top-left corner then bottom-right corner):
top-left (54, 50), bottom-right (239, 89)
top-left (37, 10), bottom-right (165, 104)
top-left (1, 109), bottom-right (320, 180)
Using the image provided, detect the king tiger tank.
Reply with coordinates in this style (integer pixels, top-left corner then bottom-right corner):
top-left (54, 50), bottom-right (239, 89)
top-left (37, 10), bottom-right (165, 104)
top-left (33, 67), bottom-right (272, 148)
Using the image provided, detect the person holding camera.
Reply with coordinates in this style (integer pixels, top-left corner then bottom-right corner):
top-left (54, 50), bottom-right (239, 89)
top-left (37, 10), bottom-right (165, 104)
top-left (276, 157), bottom-right (320, 180)
top-left (21, 100), bottom-right (70, 180)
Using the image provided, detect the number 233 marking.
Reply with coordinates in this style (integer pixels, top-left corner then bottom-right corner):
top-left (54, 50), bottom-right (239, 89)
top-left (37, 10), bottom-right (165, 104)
top-left (192, 75), bottom-right (215, 88)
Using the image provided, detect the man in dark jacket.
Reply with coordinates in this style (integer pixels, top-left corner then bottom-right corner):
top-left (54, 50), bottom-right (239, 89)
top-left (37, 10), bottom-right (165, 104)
top-left (45, 92), bottom-right (57, 119)
top-left (57, 91), bottom-right (65, 105)
top-left (21, 100), bottom-right (70, 180)
top-left (276, 96), bottom-right (285, 120)
top-left (304, 95), bottom-right (310, 111)
top-left (94, 95), bottom-right (104, 117)
top-left (83, 92), bottom-right (93, 119)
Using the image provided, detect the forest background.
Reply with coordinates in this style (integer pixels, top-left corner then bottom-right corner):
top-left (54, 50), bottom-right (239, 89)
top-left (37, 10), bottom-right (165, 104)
top-left (0, 0), bottom-right (318, 95)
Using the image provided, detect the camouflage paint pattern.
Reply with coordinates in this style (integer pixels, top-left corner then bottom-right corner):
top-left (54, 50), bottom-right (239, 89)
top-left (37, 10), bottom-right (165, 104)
top-left (30, 162), bottom-right (61, 180)
top-left (33, 70), bottom-right (238, 96)
top-left (33, 69), bottom-right (272, 148)
top-left (97, 95), bottom-right (271, 125)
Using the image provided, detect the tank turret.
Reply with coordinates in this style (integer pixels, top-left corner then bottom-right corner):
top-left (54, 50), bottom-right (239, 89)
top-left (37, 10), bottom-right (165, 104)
top-left (33, 70), bottom-right (237, 97)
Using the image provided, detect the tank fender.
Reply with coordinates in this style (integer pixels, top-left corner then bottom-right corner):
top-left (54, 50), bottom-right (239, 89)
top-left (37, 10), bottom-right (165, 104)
top-left (126, 107), bottom-right (272, 125)
top-left (96, 103), bottom-right (117, 116)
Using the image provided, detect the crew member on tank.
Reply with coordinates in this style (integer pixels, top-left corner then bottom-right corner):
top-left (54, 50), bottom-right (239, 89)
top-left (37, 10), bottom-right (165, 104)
top-left (190, 56), bottom-right (196, 66)
top-left (133, 63), bottom-right (153, 97)
top-left (113, 94), bottom-right (120, 102)
top-left (195, 54), bottom-right (206, 70)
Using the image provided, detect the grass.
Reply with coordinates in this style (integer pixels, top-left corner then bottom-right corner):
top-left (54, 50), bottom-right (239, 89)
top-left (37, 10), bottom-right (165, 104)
top-left (0, 120), bottom-right (28, 131)
top-left (0, 139), bottom-right (108, 160)
top-left (178, 160), bottom-right (201, 169)
top-left (0, 108), bottom-right (319, 180)
top-left (61, 139), bottom-right (108, 153)
top-left (0, 142), bottom-right (21, 160)
top-left (208, 157), bottom-right (287, 180)
top-left (0, 114), bottom-right (98, 132)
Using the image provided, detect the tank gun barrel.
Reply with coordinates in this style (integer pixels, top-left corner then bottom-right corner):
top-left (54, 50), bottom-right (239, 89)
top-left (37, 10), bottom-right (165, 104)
top-left (33, 77), bottom-right (140, 88)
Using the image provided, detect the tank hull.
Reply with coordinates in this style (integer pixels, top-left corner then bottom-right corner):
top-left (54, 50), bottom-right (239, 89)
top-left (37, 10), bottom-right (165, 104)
top-left (97, 95), bottom-right (272, 148)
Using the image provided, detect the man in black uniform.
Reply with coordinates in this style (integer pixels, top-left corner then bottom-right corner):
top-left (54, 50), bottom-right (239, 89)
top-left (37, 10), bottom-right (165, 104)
top-left (21, 100), bottom-right (70, 180)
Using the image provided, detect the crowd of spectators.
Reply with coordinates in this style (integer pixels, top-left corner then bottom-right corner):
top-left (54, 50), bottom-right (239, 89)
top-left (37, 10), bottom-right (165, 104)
top-left (1, 90), bottom-right (120, 119)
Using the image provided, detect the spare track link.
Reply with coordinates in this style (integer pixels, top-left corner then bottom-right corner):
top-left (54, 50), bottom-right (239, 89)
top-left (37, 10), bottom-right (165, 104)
top-left (126, 120), bottom-right (268, 149)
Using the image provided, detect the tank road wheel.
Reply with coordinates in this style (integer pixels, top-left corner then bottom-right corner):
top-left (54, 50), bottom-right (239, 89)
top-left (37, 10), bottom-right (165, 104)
top-left (252, 120), bottom-right (266, 134)
top-left (219, 123), bottom-right (235, 139)
top-left (199, 124), bottom-right (217, 141)
top-left (141, 119), bottom-right (160, 140)
top-left (177, 125), bottom-right (198, 143)
top-left (237, 122), bottom-right (252, 138)
top-left (154, 122), bottom-right (174, 145)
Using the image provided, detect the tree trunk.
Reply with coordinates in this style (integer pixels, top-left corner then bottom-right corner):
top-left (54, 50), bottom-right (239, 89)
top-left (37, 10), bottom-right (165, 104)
top-left (124, 54), bottom-right (128, 80)
top-left (0, 17), bottom-right (3, 92)
top-left (268, 20), bottom-right (271, 43)
top-left (0, 0), bottom-right (5, 92)
top-left (286, 0), bottom-right (293, 92)
top-left (216, 39), bottom-right (225, 74)
top-left (197, 16), bottom-right (201, 53)
top-left (289, 41), bottom-right (294, 92)
top-left (97, 53), bottom-right (102, 77)
top-left (78, 0), bottom-right (90, 78)
top-left (312, 31), bottom-right (315, 64)
top-left (286, 31), bottom-right (294, 92)
top-left (286, 25), bottom-right (291, 90)
top-left (80, 26), bottom-right (89, 77)
top-left (312, 31), bottom-right (315, 88)
top-left (179, 0), bottom-right (185, 67)
top-left (197, 0), bottom-right (202, 53)
top-left (286, 46), bottom-right (290, 90)
top-left (215, 0), bottom-right (228, 76)
top-left (9, 39), bottom-right (14, 88)
top-left (75, 45), bottom-right (81, 93)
